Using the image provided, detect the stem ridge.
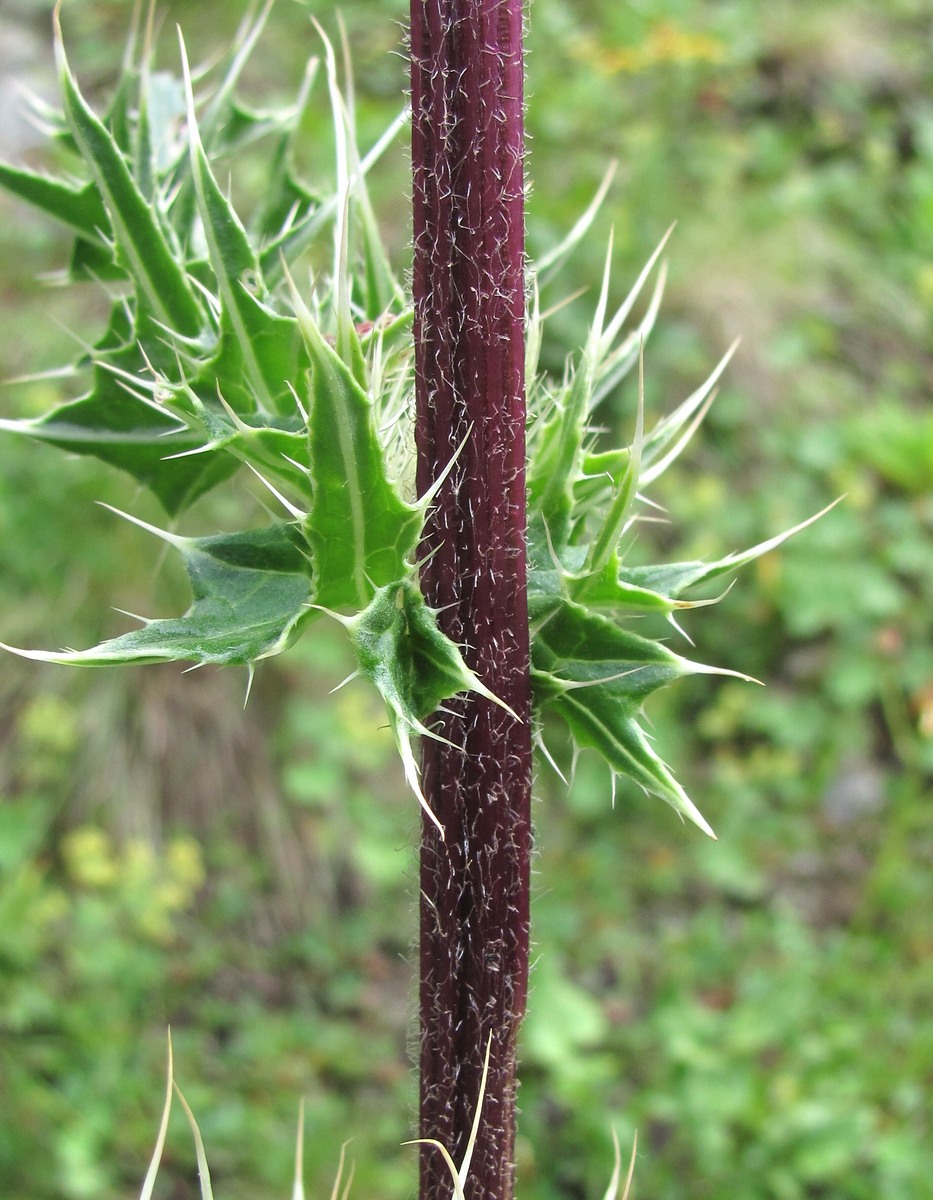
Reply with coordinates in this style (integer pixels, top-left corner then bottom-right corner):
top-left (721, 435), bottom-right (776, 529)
top-left (411, 2), bottom-right (531, 1198)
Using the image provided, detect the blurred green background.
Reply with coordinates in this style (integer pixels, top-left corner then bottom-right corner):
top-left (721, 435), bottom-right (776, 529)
top-left (1, 1), bottom-right (931, 1197)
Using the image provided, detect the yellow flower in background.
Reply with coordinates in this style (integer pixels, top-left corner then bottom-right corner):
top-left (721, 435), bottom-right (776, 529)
top-left (122, 838), bottom-right (156, 886)
top-left (61, 827), bottom-right (118, 889)
top-left (167, 836), bottom-right (206, 893)
top-left (17, 694), bottom-right (80, 756)
top-left (57, 827), bottom-right (205, 943)
top-left (153, 879), bottom-right (188, 914)
top-left (575, 21), bottom-right (726, 75)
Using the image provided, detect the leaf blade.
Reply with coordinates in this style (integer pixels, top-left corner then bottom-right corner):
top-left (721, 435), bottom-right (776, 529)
top-left (54, 10), bottom-right (202, 337)
top-left (0, 162), bottom-right (111, 244)
top-left (289, 279), bottom-right (422, 609)
top-left (532, 599), bottom-right (715, 835)
top-left (1, 522), bottom-right (314, 667)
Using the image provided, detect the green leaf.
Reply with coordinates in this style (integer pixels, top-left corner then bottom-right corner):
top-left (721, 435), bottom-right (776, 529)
top-left (342, 579), bottom-right (513, 836)
top-left (1, 301), bottom-right (238, 515)
top-left (527, 521), bottom-right (685, 620)
top-left (0, 397), bottom-right (238, 519)
top-left (289, 279), bottom-right (423, 610)
top-left (1, 519), bottom-right (313, 668)
top-left (54, 11), bottom-right (202, 338)
top-left (131, 65), bottom-right (192, 204)
top-left (637, 341), bottom-right (737, 487)
top-left (567, 558), bottom-right (689, 615)
top-left (583, 352), bottom-right (644, 573)
top-left (528, 233), bottom-right (668, 549)
top-left (618, 503), bottom-right (840, 601)
top-left (573, 446), bottom-right (632, 509)
top-left (194, 0), bottom-right (277, 154)
top-left (250, 60), bottom-right (322, 246)
top-left (180, 40), bottom-right (305, 419)
top-left (532, 599), bottom-right (716, 836)
top-left (532, 162), bottom-right (617, 284)
top-left (259, 105), bottom-right (409, 287)
top-left (153, 2), bottom-right (280, 241)
top-left (526, 336), bottom-right (604, 549)
top-left (401, 582), bottom-right (513, 722)
top-left (315, 23), bottom-right (402, 319)
top-left (0, 162), bottom-right (110, 244)
top-left (202, 412), bottom-right (312, 500)
top-left (68, 235), bottom-right (122, 281)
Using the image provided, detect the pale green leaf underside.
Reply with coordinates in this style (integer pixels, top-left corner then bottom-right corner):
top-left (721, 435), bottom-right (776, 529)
top-left (2, 522), bottom-right (313, 668)
top-left (532, 599), bottom-right (715, 836)
top-left (343, 580), bottom-right (514, 836)
top-left (0, 388), bottom-right (240, 518)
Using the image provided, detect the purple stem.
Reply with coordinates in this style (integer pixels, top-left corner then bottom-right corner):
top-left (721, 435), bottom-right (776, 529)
top-left (411, 2), bottom-right (531, 1199)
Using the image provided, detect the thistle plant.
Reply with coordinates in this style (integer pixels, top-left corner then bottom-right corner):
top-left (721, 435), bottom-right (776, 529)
top-left (0, 4), bottom-right (826, 1198)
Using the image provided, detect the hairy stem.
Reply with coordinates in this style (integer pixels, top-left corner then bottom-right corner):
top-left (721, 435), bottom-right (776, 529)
top-left (411, 1), bottom-right (531, 1198)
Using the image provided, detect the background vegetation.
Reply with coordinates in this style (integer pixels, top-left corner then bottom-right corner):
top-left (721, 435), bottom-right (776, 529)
top-left (1, 1), bottom-right (930, 1197)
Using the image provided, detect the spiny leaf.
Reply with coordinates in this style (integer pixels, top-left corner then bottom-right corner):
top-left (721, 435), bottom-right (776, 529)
top-left (0, 301), bottom-right (238, 515)
top-left (288, 277), bottom-right (423, 610)
top-left (196, 405), bottom-right (312, 501)
top-left (315, 19), bottom-right (402, 318)
top-left (527, 232), bottom-right (669, 549)
top-left (340, 581), bottom-right (449, 834)
top-left (1, 520), bottom-right (313, 668)
top-left (566, 559), bottom-right (696, 616)
top-left (131, 60), bottom-right (157, 200)
top-left (0, 162), bottom-right (110, 244)
top-left (194, 0), bottom-right (278, 154)
top-left (160, 0), bottom-right (278, 235)
top-left (54, 8), bottom-right (202, 337)
top-left (589, 262), bottom-right (667, 413)
top-left (638, 340), bottom-right (737, 487)
top-left (251, 58), bottom-right (321, 246)
top-left (0, 395), bottom-right (238, 518)
top-left (583, 346), bottom-right (644, 573)
top-left (618, 502), bottom-right (841, 601)
top-left (399, 582), bottom-right (515, 722)
top-left (180, 35), bottom-right (305, 418)
top-left (526, 243), bottom-right (613, 541)
top-left (100, 2), bottom-right (147, 159)
top-left (68, 235), bottom-right (122, 281)
top-left (260, 104), bottom-right (410, 286)
top-left (534, 600), bottom-right (688, 703)
top-left (533, 162), bottom-right (617, 283)
top-left (532, 599), bottom-right (715, 836)
top-left (339, 579), bottom-right (514, 833)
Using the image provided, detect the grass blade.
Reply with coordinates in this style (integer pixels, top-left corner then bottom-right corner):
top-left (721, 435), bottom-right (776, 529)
top-left (174, 1084), bottom-right (215, 1200)
top-left (138, 1033), bottom-right (174, 1200)
top-left (291, 1100), bottom-right (306, 1200)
